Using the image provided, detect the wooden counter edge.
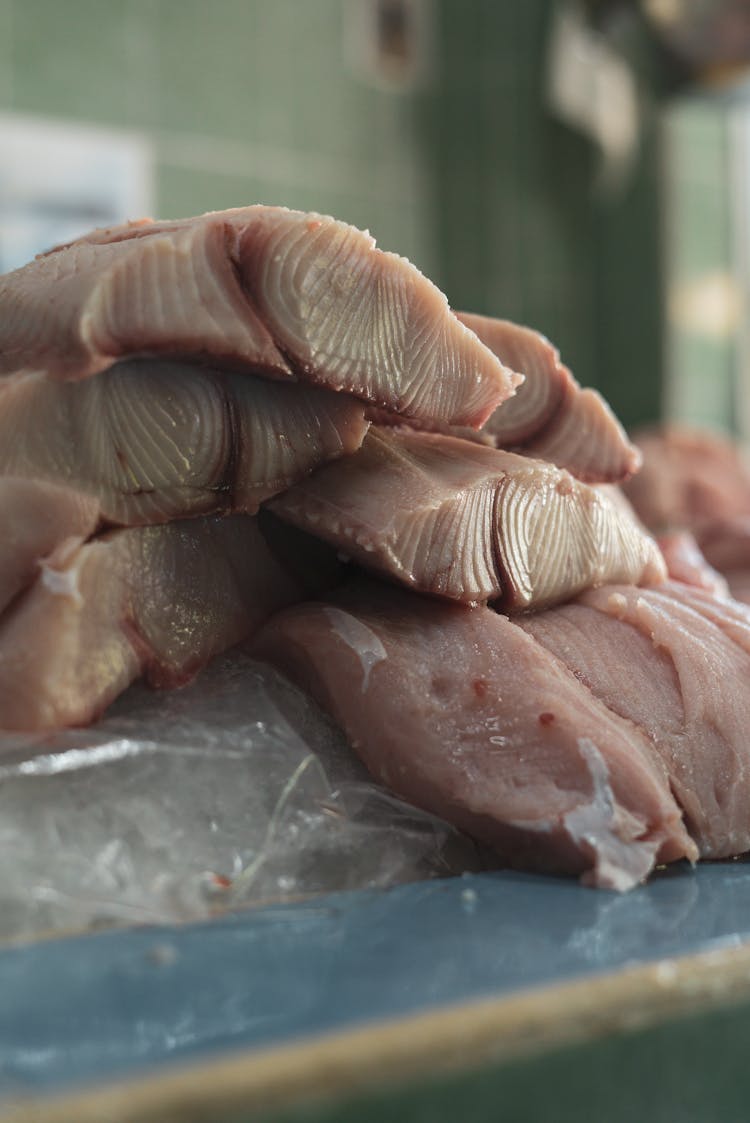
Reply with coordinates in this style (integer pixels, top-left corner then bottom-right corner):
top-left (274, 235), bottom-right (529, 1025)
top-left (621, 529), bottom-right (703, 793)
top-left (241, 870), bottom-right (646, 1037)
top-left (4, 940), bottom-right (750, 1123)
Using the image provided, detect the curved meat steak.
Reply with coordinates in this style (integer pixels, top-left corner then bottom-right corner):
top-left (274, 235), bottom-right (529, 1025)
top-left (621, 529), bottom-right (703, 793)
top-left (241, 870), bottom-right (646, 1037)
top-left (0, 207), bottom-right (519, 428)
top-left (269, 427), bottom-right (665, 608)
top-left (656, 531), bottom-right (729, 598)
top-left (456, 313), bottom-right (641, 484)
top-left (0, 361), bottom-right (369, 525)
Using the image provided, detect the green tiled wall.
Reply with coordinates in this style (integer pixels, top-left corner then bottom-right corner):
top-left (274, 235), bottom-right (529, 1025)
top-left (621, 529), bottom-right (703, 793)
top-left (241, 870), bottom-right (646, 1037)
top-left (0, 0), bottom-right (666, 428)
top-left (0, 0), bottom-right (437, 275)
top-left (661, 99), bottom-right (737, 433)
top-left (432, 0), bottom-right (664, 428)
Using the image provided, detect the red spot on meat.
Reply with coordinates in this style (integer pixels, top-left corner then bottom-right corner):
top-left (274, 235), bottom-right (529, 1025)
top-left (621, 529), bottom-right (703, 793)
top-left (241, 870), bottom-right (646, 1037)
top-left (307, 219), bottom-right (323, 232)
top-left (473, 678), bottom-right (488, 698)
top-left (538, 711), bottom-right (555, 726)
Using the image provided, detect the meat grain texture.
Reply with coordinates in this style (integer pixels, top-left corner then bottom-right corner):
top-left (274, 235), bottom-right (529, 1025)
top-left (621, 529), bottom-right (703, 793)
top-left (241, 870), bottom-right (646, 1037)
top-left (0, 207), bottom-right (519, 427)
top-left (0, 204), bottom-right (745, 892)
top-left (250, 579), bottom-right (697, 891)
top-left (0, 362), bottom-right (369, 524)
top-left (269, 427), bottom-right (665, 608)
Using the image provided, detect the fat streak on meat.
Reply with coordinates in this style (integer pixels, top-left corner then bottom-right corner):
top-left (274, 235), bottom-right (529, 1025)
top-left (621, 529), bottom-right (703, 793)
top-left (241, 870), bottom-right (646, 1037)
top-left (0, 478), bottom-right (99, 615)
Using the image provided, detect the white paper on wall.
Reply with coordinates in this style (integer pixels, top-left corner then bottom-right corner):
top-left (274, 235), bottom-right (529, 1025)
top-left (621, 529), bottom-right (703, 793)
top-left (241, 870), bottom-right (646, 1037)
top-left (0, 111), bottom-right (153, 273)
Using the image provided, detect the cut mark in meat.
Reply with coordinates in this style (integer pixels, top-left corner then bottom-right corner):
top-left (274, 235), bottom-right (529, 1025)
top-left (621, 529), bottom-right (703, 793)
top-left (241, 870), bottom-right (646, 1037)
top-left (0, 478), bottom-right (100, 617)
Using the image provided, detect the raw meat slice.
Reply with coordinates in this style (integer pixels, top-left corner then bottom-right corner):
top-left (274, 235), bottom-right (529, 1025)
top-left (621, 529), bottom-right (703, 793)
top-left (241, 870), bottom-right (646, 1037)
top-left (250, 579), bottom-right (695, 890)
top-left (457, 313), bottom-right (640, 482)
top-left (622, 428), bottom-right (750, 604)
top-left (0, 478), bottom-right (99, 615)
top-left (696, 515), bottom-right (750, 573)
top-left (268, 427), bottom-right (666, 608)
top-left (0, 207), bottom-right (520, 427)
top-left (656, 531), bottom-right (729, 598)
top-left (520, 583), bottom-right (750, 859)
top-left (0, 362), bottom-right (368, 525)
top-left (655, 580), bottom-right (750, 661)
top-left (0, 515), bottom-right (312, 731)
top-left (624, 426), bottom-right (750, 531)
top-left (368, 316), bottom-right (638, 484)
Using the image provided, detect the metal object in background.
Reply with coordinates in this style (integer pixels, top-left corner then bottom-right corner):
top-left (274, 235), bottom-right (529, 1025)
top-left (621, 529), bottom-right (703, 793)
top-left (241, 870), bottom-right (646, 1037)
top-left (0, 113), bottom-right (152, 274)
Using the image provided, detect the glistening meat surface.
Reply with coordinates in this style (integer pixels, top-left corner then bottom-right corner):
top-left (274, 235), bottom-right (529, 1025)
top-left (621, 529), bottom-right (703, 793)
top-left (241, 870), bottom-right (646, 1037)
top-left (269, 427), bottom-right (665, 608)
top-left (0, 478), bottom-right (100, 615)
top-left (456, 313), bottom-right (641, 484)
top-left (520, 583), bottom-right (750, 859)
top-left (250, 579), bottom-right (695, 890)
top-left (0, 515), bottom-right (322, 731)
top-left (0, 361), bottom-right (368, 525)
top-left (0, 207), bottom-right (519, 427)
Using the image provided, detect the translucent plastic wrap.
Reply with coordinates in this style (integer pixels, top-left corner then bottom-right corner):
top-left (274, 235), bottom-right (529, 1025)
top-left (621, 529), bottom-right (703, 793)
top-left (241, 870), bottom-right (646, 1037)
top-left (0, 655), bottom-right (481, 941)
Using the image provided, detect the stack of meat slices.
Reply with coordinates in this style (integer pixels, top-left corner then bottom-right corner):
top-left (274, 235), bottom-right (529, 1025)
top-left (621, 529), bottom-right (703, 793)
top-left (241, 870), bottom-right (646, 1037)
top-left (2, 206), bottom-right (746, 891)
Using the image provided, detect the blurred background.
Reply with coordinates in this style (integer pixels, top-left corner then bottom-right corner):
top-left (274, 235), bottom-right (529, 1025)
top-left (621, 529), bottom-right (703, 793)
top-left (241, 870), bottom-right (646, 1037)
top-left (1, 0), bottom-right (750, 434)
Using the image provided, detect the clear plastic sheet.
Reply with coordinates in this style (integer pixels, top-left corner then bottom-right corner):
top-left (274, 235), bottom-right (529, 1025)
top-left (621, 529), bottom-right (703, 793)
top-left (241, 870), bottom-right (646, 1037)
top-left (0, 654), bottom-right (481, 941)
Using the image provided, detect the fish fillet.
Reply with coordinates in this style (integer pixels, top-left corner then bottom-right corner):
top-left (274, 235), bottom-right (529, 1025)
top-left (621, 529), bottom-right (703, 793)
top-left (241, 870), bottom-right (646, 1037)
top-left (521, 582), bottom-right (750, 860)
top-left (0, 361), bottom-right (369, 525)
top-left (0, 207), bottom-right (519, 427)
top-left (457, 313), bottom-right (641, 483)
top-left (250, 579), bottom-right (695, 890)
top-left (0, 478), bottom-right (100, 615)
top-left (624, 425), bottom-right (750, 532)
top-left (269, 427), bottom-right (666, 608)
top-left (0, 515), bottom-right (319, 731)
